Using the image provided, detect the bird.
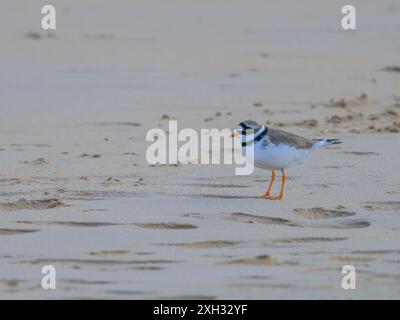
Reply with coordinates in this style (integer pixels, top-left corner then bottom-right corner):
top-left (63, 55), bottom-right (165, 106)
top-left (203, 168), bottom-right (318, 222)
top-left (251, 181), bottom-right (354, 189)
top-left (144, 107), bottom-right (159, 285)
top-left (232, 120), bottom-right (341, 200)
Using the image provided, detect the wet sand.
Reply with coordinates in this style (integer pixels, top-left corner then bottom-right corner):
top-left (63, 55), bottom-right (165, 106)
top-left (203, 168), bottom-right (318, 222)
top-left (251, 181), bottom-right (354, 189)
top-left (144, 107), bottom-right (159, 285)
top-left (1, 0), bottom-right (400, 299)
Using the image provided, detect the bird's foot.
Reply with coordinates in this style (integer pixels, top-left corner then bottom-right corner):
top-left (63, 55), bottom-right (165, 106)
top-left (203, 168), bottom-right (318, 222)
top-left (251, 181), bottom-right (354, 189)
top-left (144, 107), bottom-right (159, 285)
top-left (260, 193), bottom-right (283, 200)
top-left (258, 192), bottom-right (270, 199)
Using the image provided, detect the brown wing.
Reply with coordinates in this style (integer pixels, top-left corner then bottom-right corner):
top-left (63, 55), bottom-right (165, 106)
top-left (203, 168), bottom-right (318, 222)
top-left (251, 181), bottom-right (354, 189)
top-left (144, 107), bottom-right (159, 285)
top-left (266, 128), bottom-right (314, 149)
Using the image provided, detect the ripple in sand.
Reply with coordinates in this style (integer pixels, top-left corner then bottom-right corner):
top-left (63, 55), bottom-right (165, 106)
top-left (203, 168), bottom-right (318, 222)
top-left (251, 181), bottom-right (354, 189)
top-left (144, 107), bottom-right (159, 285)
top-left (225, 212), bottom-right (298, 227)
top-left (89, 250), bottom-right (129, 257)
top-left (316, 219), bottom-right (370, 229)
top-left (0, 279), bottom-right (21, 288)
top-left (228, 283), bottom-right (296, 289)
top-left (158, 295), bottom-right (216, 300)
top-left (133, 223), bottom-right (197, 230)
top-left (24, 258), bottom-right (178, 267)
top-left (330, 255), bottom-right (374, 262)
top-left (0, 228), bottom-right (40, 236)
top-left (22, 158), bottom-right (49, 165)
top-left (82, 33), bottom-right (115, 40)
top-left (320, 165), bottom-right (356, 169)
top-left (293, 207), bottom-right (355, 219)
top-left (131, 265), bottom-right (165, 271)
top-left (64, 279), bottom-right (113, 285)
top-left (0, 178), bottom-right (21, 186)
top-left (341, 151), bottom-right (379, 156)
top-left (81, 208), bottom-right (108, 213)
top-left (189, 183), bottom-right (248, 188)
top-left (363, 201), bottom-right (400, 212)
top-left (61, 190), bottom-right (136, 201)
top-left (352, 249), bottom-right (400, 255)
top-left (0, 198), bottom-right (65, 211)
top-left (182, 213), bottom-right (205, 219)
top-left (15, 221), bottom-right (119, 228)
top-left (224, 255), bottom-right (279, 266)
top-left (26, 32), bottom-right (56, 40)
top-left (384, 66), bottom-right (400, 73)
top-left (91, 121), bottom-right (141, 127)
top-left (166, 240), bottom-right (236, 249)
top-left (193, 194), bottom-right (256, 199)
top-left (270, 237), bottom-right (347, 244)
top-left (107, 290), bottom-right (148, 296)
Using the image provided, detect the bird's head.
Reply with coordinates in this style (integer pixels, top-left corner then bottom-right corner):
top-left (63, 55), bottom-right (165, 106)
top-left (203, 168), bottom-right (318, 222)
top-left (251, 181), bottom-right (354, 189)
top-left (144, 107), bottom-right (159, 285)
top-left (232, 120), bottom-right (262, 138)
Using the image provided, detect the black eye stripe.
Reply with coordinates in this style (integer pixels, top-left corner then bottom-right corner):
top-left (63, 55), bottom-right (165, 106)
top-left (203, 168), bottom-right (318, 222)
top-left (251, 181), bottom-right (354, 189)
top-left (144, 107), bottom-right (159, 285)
top-left (239, 122), bottom-right (250, 130)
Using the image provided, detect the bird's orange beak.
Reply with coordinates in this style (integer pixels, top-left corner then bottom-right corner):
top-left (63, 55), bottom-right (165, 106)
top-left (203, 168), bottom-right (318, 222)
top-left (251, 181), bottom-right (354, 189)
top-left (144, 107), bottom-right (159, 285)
top-left (231, 129), bottom-right (241, 137)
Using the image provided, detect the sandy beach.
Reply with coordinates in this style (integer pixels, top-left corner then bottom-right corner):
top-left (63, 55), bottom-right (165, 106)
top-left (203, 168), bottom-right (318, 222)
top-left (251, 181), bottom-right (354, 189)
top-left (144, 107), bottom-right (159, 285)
top-left (1, 0), bottom-right (400, 299)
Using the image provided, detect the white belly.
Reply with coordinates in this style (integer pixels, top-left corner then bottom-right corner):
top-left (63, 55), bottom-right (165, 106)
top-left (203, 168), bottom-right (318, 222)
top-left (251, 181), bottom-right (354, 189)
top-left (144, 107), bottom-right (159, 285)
top-left (243, 142), bottom-right (311, 170)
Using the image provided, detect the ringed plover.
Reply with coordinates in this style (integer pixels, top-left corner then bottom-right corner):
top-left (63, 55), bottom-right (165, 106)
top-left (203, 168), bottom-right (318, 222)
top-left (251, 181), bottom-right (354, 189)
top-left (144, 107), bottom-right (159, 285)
top-left (233, 120), bottom-right (341, 200)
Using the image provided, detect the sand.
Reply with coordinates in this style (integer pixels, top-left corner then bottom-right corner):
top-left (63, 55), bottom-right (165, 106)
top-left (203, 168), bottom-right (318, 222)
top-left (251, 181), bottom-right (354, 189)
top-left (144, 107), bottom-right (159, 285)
top-left (0, 0), bottom-right (400, 299)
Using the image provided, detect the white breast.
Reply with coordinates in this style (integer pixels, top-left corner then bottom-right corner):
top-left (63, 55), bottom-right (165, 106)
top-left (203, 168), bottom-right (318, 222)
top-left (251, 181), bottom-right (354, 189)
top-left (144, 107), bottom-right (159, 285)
top-left (243, 141), bottom-right (311, 170)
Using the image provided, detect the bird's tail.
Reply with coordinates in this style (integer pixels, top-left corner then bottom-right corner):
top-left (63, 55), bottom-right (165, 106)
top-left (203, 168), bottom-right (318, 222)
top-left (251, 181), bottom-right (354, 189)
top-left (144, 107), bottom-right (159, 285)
top-left (312, 138), bottom-right (342, 149)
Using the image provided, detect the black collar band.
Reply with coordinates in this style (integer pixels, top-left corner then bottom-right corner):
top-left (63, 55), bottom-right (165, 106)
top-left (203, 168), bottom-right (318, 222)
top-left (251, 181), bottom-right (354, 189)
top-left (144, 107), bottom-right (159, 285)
top-left (241, 126), bottom-right (268, 147)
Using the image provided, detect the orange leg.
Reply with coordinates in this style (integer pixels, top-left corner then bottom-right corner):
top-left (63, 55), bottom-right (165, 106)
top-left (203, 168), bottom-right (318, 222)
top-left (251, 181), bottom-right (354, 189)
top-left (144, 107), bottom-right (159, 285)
top-left (260, 170), bottom-right (275, 198)
top-left (263, 169), bottom-right (286, 200)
